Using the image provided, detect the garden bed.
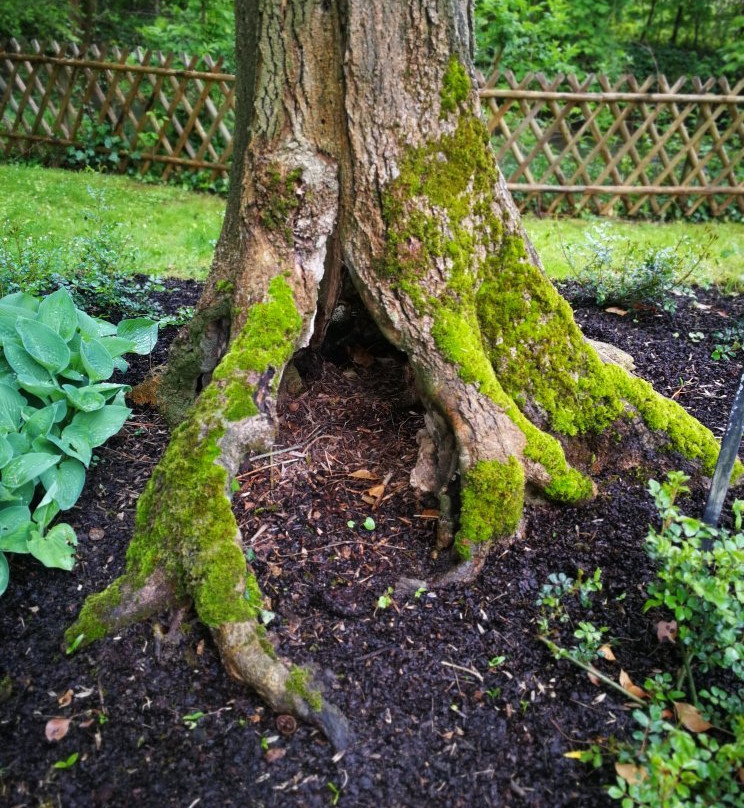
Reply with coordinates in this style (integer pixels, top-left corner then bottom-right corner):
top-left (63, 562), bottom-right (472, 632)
top-left (1, 283), bottom-right (742, 808)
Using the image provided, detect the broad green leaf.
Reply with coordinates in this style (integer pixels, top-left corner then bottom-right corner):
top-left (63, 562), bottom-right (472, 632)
top-left (0, 437), bottom-right (13, 469)
top-left (0, 480), bottom-right (34, 505)
top-left (80, 337), bottom-right (114, 382)
top-left (76, 309), bottom-right (117, 339)
top-left (27, 523), bottom-right (77, 571)
top-left (116, 318), bottom-right (158, 355)
top-left (40, 459), bottom-right (86, 510)
top-left (65, 405), bottom-right (130, 448)
top-left (5, 432), bottom-right (29, 457)
top-left (15, 318), bottom-right (71, 373)
top-left (3, 340), bottom-right (54, 384)
top-left (2, 452), bottom-right (61, 489)
top-left (0, 315), bottom-right (18, 341)
top-left (88, 382), bottom-right (130, 400)
top-left (62, 384), bottom-right (105, 413)
top-left (59, 367), bottom-right (86, 382)
top-left (0, 383), bottom-right (26, 431)
top-left (15, 376), bottom-right (57, 399)
top-left (22, 401), bottom-right (67, 440)
top-left (99, 336), bottom-right (136, 359)
top-left (38, 288), bottom-right (78, 341)
top-left (0, 505), bottom-right (31, 534)
top-left (47, 432), bottom-right (92, 467)
top-left (0, 292), bottom-right (39, 312)
top-left (0, 551), bottom-right (8, 596)
top-left (33, 500), bottom-right (61, 531)
top-left (0, 521), bottom-right (31, 553)
top-left (0, 505), bottom-right (32, 553)
top-left (113, 357), bottom-right (129, 372)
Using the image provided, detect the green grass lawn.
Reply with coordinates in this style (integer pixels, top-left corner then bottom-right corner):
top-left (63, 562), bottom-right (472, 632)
top-left (0, 164), bottom-right (224, 278)
top-left (1, 164), bottom-right (742, 288)
top-left (524, 214), bottom-right (744, 289)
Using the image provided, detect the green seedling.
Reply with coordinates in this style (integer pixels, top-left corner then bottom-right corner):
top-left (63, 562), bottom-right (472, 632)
top-left (376, 586), bottom-right (394, 610)
top-left (53, 752), bottom-right (79, 769)
top-left (182, 711), bottom-right (205, 730)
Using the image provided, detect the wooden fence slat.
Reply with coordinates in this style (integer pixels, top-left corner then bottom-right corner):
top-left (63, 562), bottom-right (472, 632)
top-left (1, 43), bottom-right (741, 217)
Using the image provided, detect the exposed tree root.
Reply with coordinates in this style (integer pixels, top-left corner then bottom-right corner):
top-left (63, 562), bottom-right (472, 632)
top-left (214, 622), bottom-right (351, 751)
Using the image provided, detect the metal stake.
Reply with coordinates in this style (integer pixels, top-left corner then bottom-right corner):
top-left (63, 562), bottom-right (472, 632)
top-left (701, 367), bottom-right (744, 543)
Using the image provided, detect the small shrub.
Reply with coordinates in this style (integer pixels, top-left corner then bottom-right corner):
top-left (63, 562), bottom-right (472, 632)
top-left (64, 120), bottom-right (126, 173)
top-left (711, 320), bottom-right (744, 361)
top-left (0, 189), bottom-right (163, 318)
top-left (564, 225), bottom-right (714, 312)
top-left (615, 473), bottom-right (743, 808)
top-left (0, 287), bottom-right (157, 597)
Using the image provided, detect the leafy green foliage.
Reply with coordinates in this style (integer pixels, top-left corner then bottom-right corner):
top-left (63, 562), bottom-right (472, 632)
top-left (711, 320), bottom-right (744, 362)
top-left (645, 472), bottom-right (743, 683)
top-left (549, 472), bottom-right (744, 808)
top-left (0, 287), bottom-right (157, 596)
top-left (64, 120), bottom-right (126, 173)
top-left (0, 188), bottom-right (163, 318)
top-left (473, 1), bottom-right (744, 79)
top-left (564, 224), bottom-right (713, 312)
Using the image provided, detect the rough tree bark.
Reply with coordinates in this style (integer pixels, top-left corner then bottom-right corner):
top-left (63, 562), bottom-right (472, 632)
top-left (66, 0), bottom-right (731, 750)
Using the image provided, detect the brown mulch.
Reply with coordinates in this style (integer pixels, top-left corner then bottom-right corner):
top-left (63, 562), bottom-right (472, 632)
top-left (1, 282), bottom-right (742, 808)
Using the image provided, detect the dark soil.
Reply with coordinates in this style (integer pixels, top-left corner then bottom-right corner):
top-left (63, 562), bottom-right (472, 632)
top-left (1, 283), bottom-right (742, 808)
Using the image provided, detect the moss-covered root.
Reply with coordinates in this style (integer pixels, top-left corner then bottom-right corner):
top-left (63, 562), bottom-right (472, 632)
top-left (214, 622), bottom-right (352, 751)
top-left (64, 568), bottom-right (181, 649)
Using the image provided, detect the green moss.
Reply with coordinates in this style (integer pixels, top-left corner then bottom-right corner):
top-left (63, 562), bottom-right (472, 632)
top-left (215, 279), bottom-right (235, 295)
top-left (605, 365), bottom-right (737, 477)
top-left (64, 578), bottom-right (123, 647)
top-left (213, 275), bottom-right (302, 387)
top-left (440, 56), bottom-right (471, 116)
top-left (72, 275), bottom-right (304, 638)
top-left (455, 458), bottom-right (524, 560)
top-left (258, 165), bottom-right (303, 242)
top-left (286, 665), bottom-right (323, 712)
top-left (380, 107), bottom-right (593, 504)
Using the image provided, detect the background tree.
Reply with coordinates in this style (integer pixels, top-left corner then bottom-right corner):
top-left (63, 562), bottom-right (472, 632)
top-left (65, 0), bottom-right (731, 749)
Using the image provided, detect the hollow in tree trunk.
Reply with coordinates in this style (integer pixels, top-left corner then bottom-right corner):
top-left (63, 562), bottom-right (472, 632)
top-left (67, 0), bottom-right (733, 750)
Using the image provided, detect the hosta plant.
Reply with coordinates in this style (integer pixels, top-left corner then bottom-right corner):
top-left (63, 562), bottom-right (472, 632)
top-left (0, 287), bottom-right (157, 596)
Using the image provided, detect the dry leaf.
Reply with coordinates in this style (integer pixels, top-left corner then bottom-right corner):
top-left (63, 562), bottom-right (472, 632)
top-left (619, 669), bottom-right (647, 699)
top-left (45, 717), bottom-right (71, 742)
top-left (364, 483), bottom-right (386, 508)
top-left (615, 762), bottom-right (647, 784)
top-left (656, 620), bottom-right (677, 643)
top-left (265, 747), bottom-right (286, 763)
top-left (88, 527), bottom-right (105, 541)
top-left (598, 644), bottom-right (616, 661)
top-left (416, 509), bottom-right (440, 519)
top-left (587, 671), bottom-right (601, 686)
top-left (57, 689), bottom-right (74, 707)
top-left (196, 639), bottom-right (205, 656)
top-left (674, 702), bottom-right (713, 733)
top-left (349, 469), bottom-right (377, 480)
top-left (605, 306), bottom-right (628, 316)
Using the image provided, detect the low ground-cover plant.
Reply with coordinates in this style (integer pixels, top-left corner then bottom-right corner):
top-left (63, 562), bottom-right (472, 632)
top-left (563, 225), bottom-right (714, 313)
top-left (0, 188), bottom-right (163, 318)
top-left (541, 472), bottom-right (743, 807)
top-left (0, 287), bottom-right (157, 596)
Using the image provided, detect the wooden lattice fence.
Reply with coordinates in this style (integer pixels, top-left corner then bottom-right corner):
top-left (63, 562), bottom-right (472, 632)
top-left (0, 40), bottom-right (235, 181)
top-left (483, 71), bottom-right (744, 217)
top-left (1, 40), bottom-right (743, 217)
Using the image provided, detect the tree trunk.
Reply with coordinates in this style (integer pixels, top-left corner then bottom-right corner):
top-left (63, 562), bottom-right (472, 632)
top-left (67, 0), bottom-right (731, 749)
